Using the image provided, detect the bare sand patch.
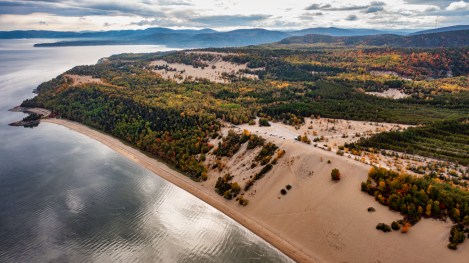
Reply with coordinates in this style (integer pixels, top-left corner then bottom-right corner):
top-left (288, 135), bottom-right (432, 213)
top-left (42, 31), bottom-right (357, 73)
top-left (185, 51), bottom-right (235, 56)
top-left (216, 119), bottom-right (469, 262)
top-left (64, 74), bottom-right (103, 86)
top-left (150, 58), bottom-right (258, 83)
top-left (237, 117), bottom-right (466, 179)
top-left (366, 89), bottom-right (410, 99)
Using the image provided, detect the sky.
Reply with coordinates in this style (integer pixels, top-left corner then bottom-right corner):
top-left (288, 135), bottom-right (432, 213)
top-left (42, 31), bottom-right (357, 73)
top-left (0, 0), bottom-right (468, 31)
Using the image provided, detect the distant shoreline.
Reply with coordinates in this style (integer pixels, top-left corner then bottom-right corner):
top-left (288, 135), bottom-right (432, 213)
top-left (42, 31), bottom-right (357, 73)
top-left (42, 118), bottom-right (315, 263)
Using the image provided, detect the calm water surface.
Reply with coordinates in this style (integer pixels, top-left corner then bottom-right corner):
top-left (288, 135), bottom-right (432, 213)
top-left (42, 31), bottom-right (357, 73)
top-left (0, 40), bottom-right (292, 262)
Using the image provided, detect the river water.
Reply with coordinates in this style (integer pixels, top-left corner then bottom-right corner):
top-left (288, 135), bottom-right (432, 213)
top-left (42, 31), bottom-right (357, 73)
top-left (0, 40), bottom-right (292, 262)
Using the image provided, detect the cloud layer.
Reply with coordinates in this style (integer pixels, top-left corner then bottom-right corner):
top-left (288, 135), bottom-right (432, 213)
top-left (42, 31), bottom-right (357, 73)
top-left (0, 0), bottom-right (467, 31)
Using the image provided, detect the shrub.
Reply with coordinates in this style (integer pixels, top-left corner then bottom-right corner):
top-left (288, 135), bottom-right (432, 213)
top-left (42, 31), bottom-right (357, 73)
top-left (200, 172), bottom-right (207, 181)
top-left (276, 149), bottom-right (286, 159)
top-left (247, 134), bottom-right (265, 149)
top-left (244, 180), bottom-right (254, 191)
top-left (244, 162), bottom-right (275, 192)
top-left (299, 133), bottom-right (311, 144)
top-left (238, 196), bottom-right (249, 206)
top-left (286, 184), bottom-right (292, 190)
top-left (383, 224), bottom-right (391, 232)
top-left (448, 243), bottom-right (458, 250)
top-left (331, 168), bottom-right (341, 181)
top-left (367, 207), bottom-right (376, 212)
top-left (255, 143), bottom-right (278, 164)
top-left (259, 118), bottom-right (271, 127)
top-left (361, 182), bottom-right (368, 191)
top-left (215, 174), bottom-right (240, 200)
top-left (22, 113), bottom-right (42, 122)
top-left (210, 132), bottom-right (219, 139)
top-left (448, 224), bottom-right (465, 249)
top-left (391, 221), bottom-right (401, 230)
top-left (214, 130), bottom-right (243, 157)
top-left (401, 222), bottom-right (411, 233)
top-left (281, 189), bottom-right (287, 195)
top-left (255, 164), bottom-right (273, 180)
top-left (376, 223), bottom-right (391, 232)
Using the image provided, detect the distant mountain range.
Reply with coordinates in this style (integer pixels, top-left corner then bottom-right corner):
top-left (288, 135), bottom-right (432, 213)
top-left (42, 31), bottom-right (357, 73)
top-left (279, 30), bottom-right (469, 48)
top-left (286, 27), bottom-right (410, 37)
top-left (409, 25), bottom-right (469, 35)
top-left (0, 25), bottom-right (467, 48)
top-left (0, 27), bottom-right (216, 39)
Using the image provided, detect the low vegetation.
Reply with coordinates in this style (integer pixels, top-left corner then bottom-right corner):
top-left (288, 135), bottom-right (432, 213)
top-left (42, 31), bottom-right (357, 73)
top-left (376, 223), bottom-right (391, 232)
top-left (214, 130), bottom-right (249, 157)
top-left (347, 119), bottom-right (469, 165)
top-left (22, 113), bottom-right (42, 122)
top-left (259, 118), bottom-right (271, 127)
top-left (362, 167), bottom-right (469, 249)
top-left (215, 173), bottom-right (241, 200)
top-left (331, 168), bottom-right (341, 181)
top-left (212, 130), bottom-right (282, 197)
top-left (391, 221), bottom-right (401, 231)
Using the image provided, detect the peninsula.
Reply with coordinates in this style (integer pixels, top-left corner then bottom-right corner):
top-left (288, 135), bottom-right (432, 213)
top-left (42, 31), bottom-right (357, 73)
top-left (18, 40), bottom-right (469, 262)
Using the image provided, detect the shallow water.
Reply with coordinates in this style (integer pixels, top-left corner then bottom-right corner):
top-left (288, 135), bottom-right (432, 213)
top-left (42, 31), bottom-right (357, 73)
top-left (0, 40), bottom-right (292, 262)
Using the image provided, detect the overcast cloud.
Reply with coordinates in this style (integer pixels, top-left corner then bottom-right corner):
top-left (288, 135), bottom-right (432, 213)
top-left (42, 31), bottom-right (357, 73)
top-left (0, 0), bottom-right (467, 31)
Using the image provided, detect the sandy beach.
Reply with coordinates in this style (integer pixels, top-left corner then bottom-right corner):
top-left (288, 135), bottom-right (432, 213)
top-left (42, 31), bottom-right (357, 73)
top-left (43, 118), bottom-right (314, 263)
top-left (43, 118), bottom-right (469, 263)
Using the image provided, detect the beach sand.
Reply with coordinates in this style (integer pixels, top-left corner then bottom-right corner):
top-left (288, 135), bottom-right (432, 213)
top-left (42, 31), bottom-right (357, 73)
top-left (43, 118), bottom-right (314, 262)
top-left (43, 118), bottom-right (469, 263)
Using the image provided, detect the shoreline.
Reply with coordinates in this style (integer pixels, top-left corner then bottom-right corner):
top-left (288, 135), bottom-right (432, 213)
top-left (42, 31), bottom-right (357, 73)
top-left (42, 118), bottom-right (317, 263)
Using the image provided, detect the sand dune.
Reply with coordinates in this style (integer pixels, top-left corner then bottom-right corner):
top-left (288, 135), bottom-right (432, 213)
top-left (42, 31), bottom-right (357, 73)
top-left (43, 118), bottom-right (469, 263)
top-left (64, 74), bottom-right (103, 86)
top-left (150, 57), bottom-right (258, 83)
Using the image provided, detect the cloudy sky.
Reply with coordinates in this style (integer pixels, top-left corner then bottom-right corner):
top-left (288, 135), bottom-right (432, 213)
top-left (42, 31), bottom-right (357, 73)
top-left (0, 0), bottom-right (468, 31)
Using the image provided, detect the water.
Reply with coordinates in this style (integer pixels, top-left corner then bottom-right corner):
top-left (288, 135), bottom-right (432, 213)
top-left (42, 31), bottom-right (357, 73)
top-left (0, 40), bottom-right (292, 262)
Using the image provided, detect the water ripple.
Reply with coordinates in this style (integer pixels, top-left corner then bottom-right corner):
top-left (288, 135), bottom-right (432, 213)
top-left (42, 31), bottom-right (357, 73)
top-left (0, 41), bottom-right (293, 263)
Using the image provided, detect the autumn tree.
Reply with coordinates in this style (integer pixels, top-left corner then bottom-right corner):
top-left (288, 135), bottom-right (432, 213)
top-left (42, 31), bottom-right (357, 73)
top-left (331, 168), bottom-right (341, 181)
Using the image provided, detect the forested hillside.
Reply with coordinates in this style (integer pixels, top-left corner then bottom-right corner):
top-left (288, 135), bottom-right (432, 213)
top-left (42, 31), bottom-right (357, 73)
top-left (22, 45), bottom-right (469, 179)
top-left (279, 30), bottom-right (469, 47)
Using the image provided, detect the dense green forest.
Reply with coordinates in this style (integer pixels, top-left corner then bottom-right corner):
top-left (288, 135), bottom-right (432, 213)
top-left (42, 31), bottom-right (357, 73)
top-left (347, 119), bottom-right (469, 166)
